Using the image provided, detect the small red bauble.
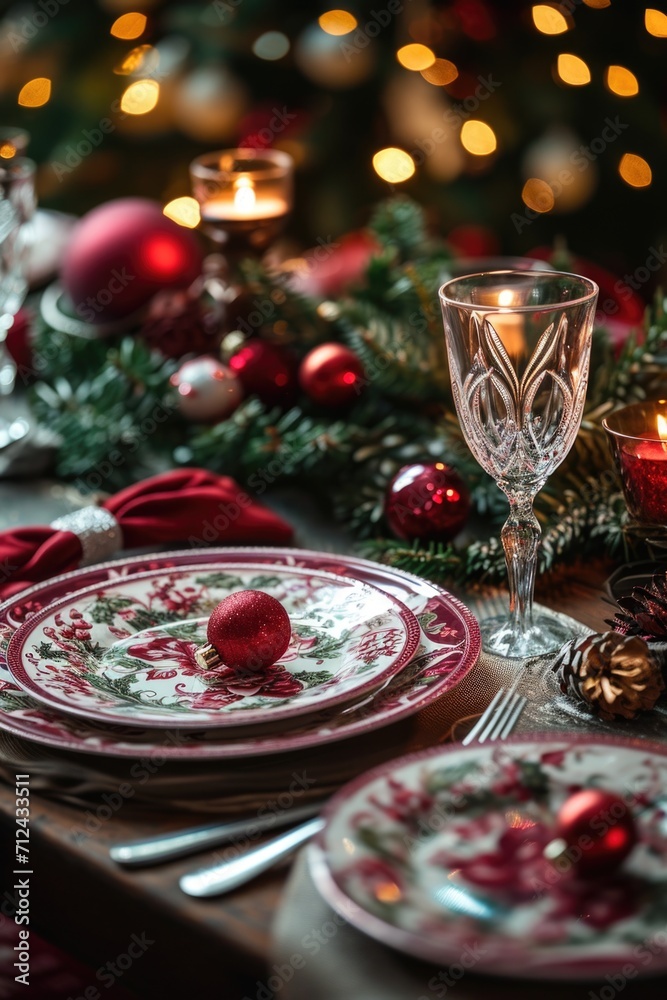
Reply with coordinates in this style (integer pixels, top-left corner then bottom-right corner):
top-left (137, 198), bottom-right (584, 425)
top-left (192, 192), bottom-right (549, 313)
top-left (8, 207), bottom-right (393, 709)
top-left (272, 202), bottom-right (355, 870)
top-left (228, 340), bottom-right (298, 407)
top-left (299, 343), bottom-right (365, 408)
top-left (385, 462), bottom-right (471, 543)
top-left (551, 789), bottom-right (638, 878)
top-left (196, 590), bottom-right (292, 672)
top-left (61, 198), bottom-right (203, 323)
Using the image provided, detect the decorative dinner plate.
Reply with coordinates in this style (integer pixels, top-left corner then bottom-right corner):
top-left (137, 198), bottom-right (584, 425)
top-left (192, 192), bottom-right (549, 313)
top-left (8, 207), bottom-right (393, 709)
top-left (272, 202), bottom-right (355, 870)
top-left (7, 563), bottom-right (419, 729)
top-left (0, 547), bottom-right (480, 758)
top-left (309, 736), bottom-right (667, 980)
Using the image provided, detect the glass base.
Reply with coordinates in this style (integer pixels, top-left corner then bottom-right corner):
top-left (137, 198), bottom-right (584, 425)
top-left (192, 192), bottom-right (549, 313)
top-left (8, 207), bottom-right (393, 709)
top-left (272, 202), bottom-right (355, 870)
top-left (480, 612), bottom-right (572, 659)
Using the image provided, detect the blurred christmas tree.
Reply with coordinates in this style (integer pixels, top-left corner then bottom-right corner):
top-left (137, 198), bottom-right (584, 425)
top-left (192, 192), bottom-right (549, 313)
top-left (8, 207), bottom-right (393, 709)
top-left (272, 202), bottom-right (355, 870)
top-left (0, 0), bottom-right (665, 281)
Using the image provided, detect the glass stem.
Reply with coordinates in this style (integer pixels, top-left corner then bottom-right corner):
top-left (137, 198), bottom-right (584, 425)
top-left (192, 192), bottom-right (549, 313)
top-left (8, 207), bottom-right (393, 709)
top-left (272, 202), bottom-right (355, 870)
top-left (500, 492), bottom-right (541, 635)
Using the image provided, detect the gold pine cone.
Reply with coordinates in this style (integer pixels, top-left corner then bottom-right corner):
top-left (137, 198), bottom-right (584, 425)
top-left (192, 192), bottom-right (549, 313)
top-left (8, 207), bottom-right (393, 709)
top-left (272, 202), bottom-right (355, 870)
top-left (553, 631), bottom-right (665, 721)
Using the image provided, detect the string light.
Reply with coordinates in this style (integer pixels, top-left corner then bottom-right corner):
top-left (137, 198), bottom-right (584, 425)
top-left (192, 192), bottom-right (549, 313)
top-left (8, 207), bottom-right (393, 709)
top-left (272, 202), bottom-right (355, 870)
top-left (396, 44), bottom-right (436, 71)
top-left (163, 197), bottom-right (201, 228)
top-left (605, 65), bottom-right (639, 96)
top-left (532, 5), bottom-right (570, 34)
top-left (318, 10), bottom-right (357, 35)
top-left (252, 31), bottom-right (290, 60)
top-left (556, 53), bottom-right (591, 85)
top-left (120, 78), bottom-right (160, 115)
top-left (619, 153), bottom-right (652, 187)
top-left (110, 12), bottom-right (147, 39)
top-left (522, 178), bottom-right (555, 213)
top-left (460, 120), bottom-right (497, 156)
top-left (420, 59), bottom-right (458, 86)
top-left (372, 147), bottom-right (416, 183)
top-left (18, 78), bottom-right (51, 107)
top-left (645, 8), bottom-right (667, 36)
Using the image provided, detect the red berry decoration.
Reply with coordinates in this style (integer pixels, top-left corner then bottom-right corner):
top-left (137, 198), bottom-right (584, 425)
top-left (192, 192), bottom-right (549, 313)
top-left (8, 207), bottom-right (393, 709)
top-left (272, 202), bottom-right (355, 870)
top-left (228, 340), bottom-right (298, 407)
top-left (548, 789), bottom-right (638, 879)
top-left (385, 462), bottom-right (471, 543)
top-left (195, 590), bottom-right (292, 672)
top-left (299, 343), bottom-right (365, 408)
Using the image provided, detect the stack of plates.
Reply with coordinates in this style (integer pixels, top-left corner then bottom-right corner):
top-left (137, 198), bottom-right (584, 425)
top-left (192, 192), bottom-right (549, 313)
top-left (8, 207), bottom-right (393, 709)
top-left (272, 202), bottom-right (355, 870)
top-left (0, 547), bottom-right (481, 761)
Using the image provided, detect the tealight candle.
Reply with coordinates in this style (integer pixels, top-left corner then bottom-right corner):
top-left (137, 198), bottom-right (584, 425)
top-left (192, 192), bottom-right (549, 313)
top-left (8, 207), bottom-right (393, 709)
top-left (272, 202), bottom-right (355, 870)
top-left (190, 148), bottom-right (293, 254)
top-left (604, 401), bottom-right (667, 525)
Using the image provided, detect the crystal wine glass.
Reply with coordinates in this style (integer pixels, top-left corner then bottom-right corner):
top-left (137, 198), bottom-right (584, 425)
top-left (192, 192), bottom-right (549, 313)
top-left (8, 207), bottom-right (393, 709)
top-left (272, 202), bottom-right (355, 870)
top-left (439, 270), bottom-right (598, 658)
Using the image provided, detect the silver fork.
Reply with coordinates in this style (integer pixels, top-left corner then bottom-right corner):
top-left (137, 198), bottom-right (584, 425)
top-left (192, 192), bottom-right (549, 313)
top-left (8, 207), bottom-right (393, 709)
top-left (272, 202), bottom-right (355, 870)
top-left (461, 686), bottom-right (527, 746)
top-left (179, 686), bottom-right (527, 898)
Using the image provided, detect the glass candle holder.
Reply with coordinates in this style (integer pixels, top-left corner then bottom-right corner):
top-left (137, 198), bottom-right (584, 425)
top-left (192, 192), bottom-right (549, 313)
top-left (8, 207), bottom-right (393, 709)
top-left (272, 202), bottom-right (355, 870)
top-left (604, 400), bottom-right (667, 526)
top-left (190, 148), bottom-right (293, 256)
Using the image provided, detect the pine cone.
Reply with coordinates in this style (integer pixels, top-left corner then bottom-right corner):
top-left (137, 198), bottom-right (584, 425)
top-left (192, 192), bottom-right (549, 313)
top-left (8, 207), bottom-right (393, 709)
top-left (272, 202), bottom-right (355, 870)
top-left (140, 289), bottom-right (223, 360)
top-left (553, 631), bottom-right (664, 721)
top-left (607, 571), bottom-right (667, 639)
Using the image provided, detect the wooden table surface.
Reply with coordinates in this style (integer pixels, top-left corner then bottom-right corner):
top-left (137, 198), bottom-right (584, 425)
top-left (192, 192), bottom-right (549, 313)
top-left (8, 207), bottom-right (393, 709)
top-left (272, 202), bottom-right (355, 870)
top-left (0, 483), bottom-right (639, 999)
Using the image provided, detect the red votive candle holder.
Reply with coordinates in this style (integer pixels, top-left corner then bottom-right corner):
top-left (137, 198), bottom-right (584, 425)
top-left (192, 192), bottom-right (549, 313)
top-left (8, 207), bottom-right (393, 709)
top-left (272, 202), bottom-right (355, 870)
top-left (604, 400), bottom-right (667, 525)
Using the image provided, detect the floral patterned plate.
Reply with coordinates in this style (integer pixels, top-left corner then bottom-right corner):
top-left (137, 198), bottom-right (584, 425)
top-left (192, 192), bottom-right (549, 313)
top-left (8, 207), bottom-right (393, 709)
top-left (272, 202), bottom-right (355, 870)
top-left (0, 547), bottom-right (480, 757)
top-left (309, 735), bottom-right (667, 980)
top-left (7, 563), bottom-right (420, 729)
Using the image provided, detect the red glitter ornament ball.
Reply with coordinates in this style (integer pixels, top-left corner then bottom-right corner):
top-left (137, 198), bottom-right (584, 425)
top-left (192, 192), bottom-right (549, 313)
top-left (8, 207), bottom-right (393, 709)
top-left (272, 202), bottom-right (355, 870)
top-left (206, 590), bottom-right (292, 672)
top-left (228, 340), bottom-right (298, 407)
top-left (553, 789), bottom-right (638, 878)
top-left (298, 343), bottom-right (365, 408)
top-left (385, 462), bottom-right (471, 543)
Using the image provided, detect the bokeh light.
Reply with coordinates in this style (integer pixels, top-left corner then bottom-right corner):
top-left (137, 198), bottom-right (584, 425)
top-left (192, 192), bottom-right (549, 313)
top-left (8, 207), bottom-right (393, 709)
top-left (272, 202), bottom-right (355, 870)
top-left (372, 147), bottom-right (416, 183)
top-left (645, 8), bottom-right (667, 37)
top-left (532, 5), bottom-right (569, 34)
top-left (120, 78), bottom-right (160, 115)
top-left (252, 32), bottom-right (290, 61)
top-left (605, 65), bottom-right (639, 96)
top-left (583, 1), bottom-right (611, 7)
top-left (460, 120), bottom-right (497, 155)
top-left (619, 153), bottom-right (652, 187)
top-left (318, 10), bottom-right (357, 35)
top-left (522, 178), bottom-right (555, 213)
top-left (17, 78), bottom-right (51, 107)
top-left (110, 12), bottom-right (147, 39)
top-left (556, 53), bottom-right (591, 85)
top-left (397, 44), bottom-right (436, 71)
top-left (114, 45), bottom-right (158, 75)
top-left (163, 197), bottom-right (201, 228)
top-left (420, 59), bottom-right (459, 86)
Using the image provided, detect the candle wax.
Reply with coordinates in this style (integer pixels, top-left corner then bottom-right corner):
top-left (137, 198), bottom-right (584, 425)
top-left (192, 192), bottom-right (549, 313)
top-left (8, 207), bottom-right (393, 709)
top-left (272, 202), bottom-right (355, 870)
top-left (201, 197), bottom-right (288, 222)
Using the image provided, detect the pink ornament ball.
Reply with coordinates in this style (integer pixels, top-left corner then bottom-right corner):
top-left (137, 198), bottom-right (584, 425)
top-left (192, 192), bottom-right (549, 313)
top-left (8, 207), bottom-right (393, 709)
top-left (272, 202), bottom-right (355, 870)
top-left (61, 198), bottom-right (203, 324)
top-left (171, 356), bottom-right (244, 423)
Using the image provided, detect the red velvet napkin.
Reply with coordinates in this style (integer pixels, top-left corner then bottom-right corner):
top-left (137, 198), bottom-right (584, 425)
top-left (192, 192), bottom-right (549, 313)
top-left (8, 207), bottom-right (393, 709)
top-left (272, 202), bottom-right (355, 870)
top-left (0, 469), bottom-right (293, 601)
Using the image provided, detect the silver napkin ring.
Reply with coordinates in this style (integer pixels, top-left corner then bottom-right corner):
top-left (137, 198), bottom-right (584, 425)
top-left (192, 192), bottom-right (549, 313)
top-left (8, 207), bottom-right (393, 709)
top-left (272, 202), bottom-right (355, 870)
top-left (50, 507), bottom-right (124, 567)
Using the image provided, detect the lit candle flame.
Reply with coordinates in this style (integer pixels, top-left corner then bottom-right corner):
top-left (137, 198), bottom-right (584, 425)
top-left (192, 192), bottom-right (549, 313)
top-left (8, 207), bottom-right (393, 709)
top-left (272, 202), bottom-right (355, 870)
top-left (233, 176), bottom-right (256, 214)
top-left (497, 289), bottom-right (515, 307)
top-left (657, 414), bottom-right (667, 442)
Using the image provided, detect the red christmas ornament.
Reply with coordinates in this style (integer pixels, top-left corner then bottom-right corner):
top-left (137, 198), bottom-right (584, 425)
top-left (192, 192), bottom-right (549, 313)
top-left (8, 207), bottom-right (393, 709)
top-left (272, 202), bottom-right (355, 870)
top-left (385, 462), bottom-right (471, 543)
top-left (548, 789), bottom-right (638, 878)
top-left (299, 342), bottom-right (365, 408)
top-left (195, 590), bottom-right (292, 672)
top-left (5, 307), bottom-right (33, 377)
top-left (61, 199), bottom-right (203, 324)
top-left (228, 340), bottom-right (298, 407)
top-left (140, 288), bottom-right (223, 360)
top-left (289, 230), bottom-right (379, 300)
